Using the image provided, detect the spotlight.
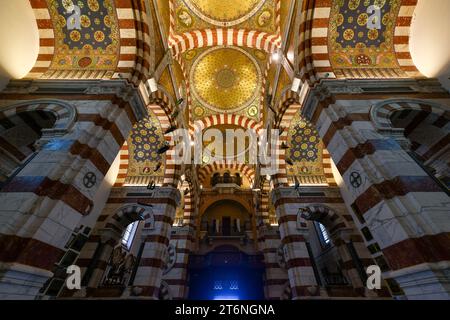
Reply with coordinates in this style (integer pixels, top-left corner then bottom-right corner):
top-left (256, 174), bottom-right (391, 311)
top-left (157, 143), bottom-right (170, 154)
top-left (146, 78), bottom-right (158, 93)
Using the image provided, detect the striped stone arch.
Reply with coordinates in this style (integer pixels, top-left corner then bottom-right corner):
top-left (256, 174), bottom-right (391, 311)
top-left (26, 0), bottom-right (149, 81)
top-left (113, 101), bottom-right (181, 188)
top-left (103, 204), bottom-right (154, 234)
top-left (394, 0), bottom-right (421, 77)
top-left (169, 29), bottom-right (282, 57)
top-left (192, 114), bottom-right (264, 135)
top-left (168, 0), bottom-right (282, 57)
top-left (26, 0), bottom-right (54, 79)
top-left (113, 0), bottom-right (151, 83)
top-left (270, 91), bottom-right (301, 188)
top-left (370, 98), bottom-right (450, 132)
top-left (0, 99), bottom-right (77, 136)
top-left (198, 162), bottom-right (256, 186)
top-left (298, 204), bottom-right (349, 236)
top-left (295, 0), bottom-right (334, 85)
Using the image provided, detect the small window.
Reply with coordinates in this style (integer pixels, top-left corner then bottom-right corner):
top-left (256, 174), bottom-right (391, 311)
top-left (316, 222), bottom-right (331, 246)
top-left (121, 221), bottom-right (139, 250)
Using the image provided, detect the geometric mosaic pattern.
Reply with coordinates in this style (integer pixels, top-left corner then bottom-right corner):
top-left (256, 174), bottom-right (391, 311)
top-left (287, 113), bottom-right (325, 180)
top-left (127, 116), bottom-right (165, 177)
top-left (46, 0), bottom-right (119, 73)
top-left (329, 0), bottom-right (401, 70)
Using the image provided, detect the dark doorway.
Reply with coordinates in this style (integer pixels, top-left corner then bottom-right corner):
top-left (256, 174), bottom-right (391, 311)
top-left (188, 245), bottom-right (265, 300)
top-left (222, 217), bottom-right (231, 236)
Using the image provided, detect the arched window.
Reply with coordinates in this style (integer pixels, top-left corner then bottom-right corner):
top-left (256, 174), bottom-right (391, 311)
top-left (316, 222), bottom-right (331, 246)
top-left (121, 221), bottom-right (139, 250)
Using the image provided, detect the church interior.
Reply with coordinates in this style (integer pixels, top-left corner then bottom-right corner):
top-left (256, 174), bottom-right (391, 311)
top-left (0, 0), bottom-right (449, 301)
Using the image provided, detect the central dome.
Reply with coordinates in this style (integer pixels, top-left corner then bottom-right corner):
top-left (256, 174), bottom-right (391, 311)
top-left (191, 47), bottom-right (261, 112)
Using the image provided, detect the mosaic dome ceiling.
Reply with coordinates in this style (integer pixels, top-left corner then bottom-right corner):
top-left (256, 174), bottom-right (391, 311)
top-left (190, 47), bottom-right (261, 113)
top-left (287, 113), bottom-right (326, 184)
top-left (45, 0), bottom-right (120, 77)
top-left (328, 0), bottom-right (402, 74)
top-left (127, 116), bottom-right (165, 177)
top-left (182, 0), bottom-right (266, 26)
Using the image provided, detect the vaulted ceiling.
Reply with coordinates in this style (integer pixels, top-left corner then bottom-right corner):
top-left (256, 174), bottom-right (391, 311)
top-left (1, 0), bottom-right (440, 188)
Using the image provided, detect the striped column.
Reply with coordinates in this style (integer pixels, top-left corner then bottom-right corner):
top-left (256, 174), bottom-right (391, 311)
top-left (308, 91), bottom-right (450, 299)
top-left (0, 94), bottom-right (138, 299)
top-left (132, 187), bottom-right (180, 299)
top-left (271, 188), bottom-right (319, 299)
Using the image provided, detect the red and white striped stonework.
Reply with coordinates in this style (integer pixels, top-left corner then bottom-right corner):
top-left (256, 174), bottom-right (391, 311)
top-left (394, 0), bottom-right (421, 78)
top-left (270, 188), bottom-right (319, 299)
top-left (26, 0), bottom-right (54, 79)
top-left (132, 188), bottom-right (180, 299)
top-left (26, 0), bottom-right (149, 82)
top-left (307, 86), bottom-right (450, 298)
top-left (296, 0), bottom-right (334, 85)
top-left (168, 0), bottom-right (282, 58)
top-left (0, 94), bottom-right (139, 298)
top-left (198, 162), bottom-right (256, 187)
top-left (76, 204), bottom-right (151, 289)
top-left (169, 28), bottom-right (282, 58)
top-left (259, 227), bottom-right (289, 300)
top-left (193, 114), bottom-right (264, 134)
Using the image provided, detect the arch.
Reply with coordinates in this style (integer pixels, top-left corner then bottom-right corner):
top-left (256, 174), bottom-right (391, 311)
top-left (298, 204), bottom-right (349, 237)
top-left (0, 99), bottom-right (77, 137)
top-left (104, 204), bottom-right (155, 234)
top-left (167, 0), bottom-right (282, 57)
top-left (193, 114), bottom-right (264, 135)
top-left (199, 196), bottom-right (253, 218)
top-left (169, 28), bottom-right (282, 57)
top-left (198, 162), bottom-right (256, 187)
top-left (370, 98), bottom-right (449, 132)
top-left (25, 0), bottom-right (54, 79)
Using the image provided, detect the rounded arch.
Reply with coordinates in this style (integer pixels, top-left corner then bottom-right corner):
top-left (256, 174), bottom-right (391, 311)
top-left (198, 162), bottom-right (256, 187)
top-left (168, 28), bottom-right (282, 57)
top-left (0, 99), bottom-right (77, 136)
top-left (298, 204), bottom-right (349, 237)
top-left (370, 98), bottom-right (449, 132)
top-left (193, 114), bottom-right (264, 135)
top-left (200, 196), bottom-right (253, 218)
top-left (104, 204), bottom-right (155, 233)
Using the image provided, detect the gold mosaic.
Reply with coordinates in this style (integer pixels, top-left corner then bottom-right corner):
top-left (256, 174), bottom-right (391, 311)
top-left (190, 47), bottom-right (261, 113)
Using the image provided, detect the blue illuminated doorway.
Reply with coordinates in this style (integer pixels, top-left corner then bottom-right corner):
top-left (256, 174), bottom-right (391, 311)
top-left (188, 245), bottom-right (265, 300)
